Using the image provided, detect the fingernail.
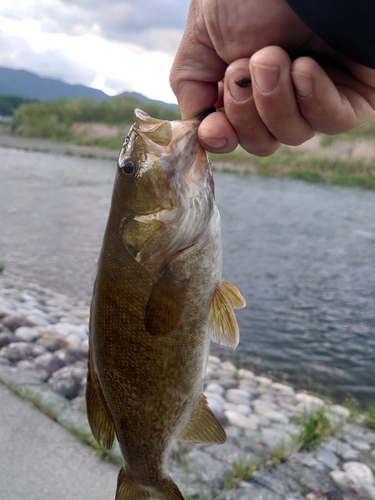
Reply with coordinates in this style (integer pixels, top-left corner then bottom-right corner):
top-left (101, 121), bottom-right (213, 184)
top-left (251, 63), bottom-right (280, 93)
top-left (201, 137), bottom-right (228, 149)
top-left (292, 71), bottom-right (313, 97)
top-left (228, 71), bottom-right (253, 102)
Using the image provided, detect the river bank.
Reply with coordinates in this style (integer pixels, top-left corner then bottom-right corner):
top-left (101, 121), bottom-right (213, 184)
top-left (1, 271), bottom-right (375, 499)
top-left (2, 121), bottom-right (375, 189)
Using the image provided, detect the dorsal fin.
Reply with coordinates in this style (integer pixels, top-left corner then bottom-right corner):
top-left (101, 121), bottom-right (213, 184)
top-left (208, 279), bottom-right (246, 349)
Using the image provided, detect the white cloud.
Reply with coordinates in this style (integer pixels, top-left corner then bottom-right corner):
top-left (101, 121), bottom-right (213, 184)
top-left (0, 2), bottom-right (183, 103)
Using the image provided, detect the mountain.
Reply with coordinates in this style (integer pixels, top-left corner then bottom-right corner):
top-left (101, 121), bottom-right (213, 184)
top-left (0, 67), bottom-right (177, 108)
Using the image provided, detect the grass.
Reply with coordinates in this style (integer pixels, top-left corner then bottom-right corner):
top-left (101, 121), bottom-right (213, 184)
top-left (224, 455), bottom-right (262, 490)
top-left (0, 263), bottom-right (4, 273)
top-left (11, 96), bottom-right (180, 143)
top-left (320, 116), bottom-right (375, 146)
top-left (210, 148), bottom-right (375, 190)
top-left (294, 408), bottom-right (336, 452)
top-left (363, 405), bottom-right (375, 431)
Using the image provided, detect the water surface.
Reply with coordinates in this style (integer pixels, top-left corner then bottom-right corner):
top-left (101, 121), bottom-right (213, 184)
top-left (1, 147), bottom-right (374, 402)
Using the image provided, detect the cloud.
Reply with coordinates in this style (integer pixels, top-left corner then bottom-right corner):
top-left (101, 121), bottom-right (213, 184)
top-left (0, 0), bottom-right (189, 54)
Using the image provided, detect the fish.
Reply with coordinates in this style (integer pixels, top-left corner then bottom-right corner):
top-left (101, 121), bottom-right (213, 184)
top-left (86, 108), bottom-right (246, 500)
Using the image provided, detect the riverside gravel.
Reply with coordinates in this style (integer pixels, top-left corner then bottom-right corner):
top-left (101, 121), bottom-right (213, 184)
top-left (1, 271), bottom-right (375, 500)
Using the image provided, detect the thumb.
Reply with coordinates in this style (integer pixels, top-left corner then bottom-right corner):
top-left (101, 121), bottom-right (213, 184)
top-left (170, 21), bottom-right (226, 119)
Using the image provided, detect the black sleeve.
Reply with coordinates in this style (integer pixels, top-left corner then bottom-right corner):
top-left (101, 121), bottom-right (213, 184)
top-left (285, 0), bottom-right (375, 69)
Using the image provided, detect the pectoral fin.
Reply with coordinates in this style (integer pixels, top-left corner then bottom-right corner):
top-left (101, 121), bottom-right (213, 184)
top-left (208, 279), bottom-right (246, 349)
top-left (179, 394), bottom-right (226, 444)
top-left (145, 267), bottom-right (189, 336)
top-left (86, 357), bottom-right (116, 450)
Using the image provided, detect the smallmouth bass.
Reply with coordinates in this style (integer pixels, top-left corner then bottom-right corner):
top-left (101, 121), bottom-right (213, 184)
top-left (86, 109), bottom-right (245, 500)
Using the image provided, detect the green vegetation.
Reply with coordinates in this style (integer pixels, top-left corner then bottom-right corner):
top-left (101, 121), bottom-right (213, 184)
top-left (0, 96), bottom-right (38, 116)
top-left (11, 96), bottom-right (180, 146)
top-left (224, 455), bottom-right (262, 490)
top-left (210, 147), bottom-right (375, 190)
top-left (320, 116), bottom-right (375, 145)
top-left (363, 405), bottom-right (375, 431)
top-left (0, 263), bottom-right (4, 273)
top-left (295, 408), bottom-right (335, 452)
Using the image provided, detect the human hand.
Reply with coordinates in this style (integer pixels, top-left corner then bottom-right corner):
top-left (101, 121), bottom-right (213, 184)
top-left (170, 0), bottom-right (375, 156)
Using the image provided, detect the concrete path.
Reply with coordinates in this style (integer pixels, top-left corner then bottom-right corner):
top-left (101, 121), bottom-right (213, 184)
top-left (0, 382), bottom-right (119, 500)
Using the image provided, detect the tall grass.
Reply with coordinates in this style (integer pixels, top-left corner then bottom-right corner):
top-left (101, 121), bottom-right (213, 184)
top-left (11, 96), bottom-right (180, 141)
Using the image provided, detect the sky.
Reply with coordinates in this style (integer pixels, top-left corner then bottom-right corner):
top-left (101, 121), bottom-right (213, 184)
top-left (0, 0), bottom-right (192, 103)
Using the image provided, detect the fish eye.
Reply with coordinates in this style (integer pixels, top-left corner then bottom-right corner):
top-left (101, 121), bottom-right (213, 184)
top-left (119, 157), bottom-right (137, 180)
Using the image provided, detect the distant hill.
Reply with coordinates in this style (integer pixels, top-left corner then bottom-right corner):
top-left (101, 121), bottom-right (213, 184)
top-left (0, 67), bottom-right (177, 109)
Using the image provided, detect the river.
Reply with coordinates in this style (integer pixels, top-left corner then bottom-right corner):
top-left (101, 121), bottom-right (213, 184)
top-left (0, 147), bottom-right (374, 403)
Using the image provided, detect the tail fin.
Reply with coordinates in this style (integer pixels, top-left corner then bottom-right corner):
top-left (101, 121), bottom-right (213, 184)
top-left (116, 468), bottom-right (184, 500)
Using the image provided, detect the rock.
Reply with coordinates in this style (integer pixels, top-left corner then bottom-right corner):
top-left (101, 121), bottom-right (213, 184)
top-left (71, 396), bottom-right (87, 414)
top-left (223, 402), bottom-right (251, 417)
top-left (0, 332), bottom-right (20, 348)
top-left (314, 446), bottom-right (340, 470)
top-left (253, 399), bottom-right (289, 424)
top-left (36, 333), bottom-right (69, 352)
top-left (330, 469), bottom-right (375, 500)
top-left (16, 360), bottom-right (50, 382)
top-left (204, 442), bottom-right (245, 465)
top-left (34, 352), bottom-right (66, 375)
top-left (14, 326), bottom-right (40, 342)
top-left (220, 361), bottom-right (237, 373)
top-left (295, 393), bottom-right (325, 414)
top-left (53, 322), bottom-right (85, 338)
top-left (256, 376), bottom-right (272, 387)
top-left (25, 312), bottom-right (50, 327)
top-left (0, 315), bottom-right (35, 331)
top-left (271, 382), bottom-right (295, 395)
top-left (237, 368), bottom-right (256, 380)
top-left (342, 462), bottom-right (375, 485)
top-left (205, 393), bottom-right (224, 414)
top-left (260, 427), bottom-right (294, 452)
top-left (326, 405), bottom-right (350, 427)
top-left (225, 426), bottom-right (243, 439)
top-left (187, 449), bottom-right (226, 486)
top-left (48, 365), bottom-right (81, 400)
top-left (205, 381), bottom-right (225, 395)
top-left (224, 411), bottom-right (257, 429)
top-left (0, 342), bottom-right (46, 362)
top-left (226, 388), bottom-right (251, 405)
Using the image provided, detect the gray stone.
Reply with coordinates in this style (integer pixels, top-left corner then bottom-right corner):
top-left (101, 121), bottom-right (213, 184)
top-left (0, 314), bottom-right (35, 331)
top-left (34, 351), bottom-right (66, 375)
top-left (314, 446), bottom-right (340, 470)
top-left (204, 381), bottom-right (225, 395)
top-left (204, 443), bottom-right (245, 465)
top-left (323, 437), bottom-right (360, 461)
top-left (237, 368), bottom-right (255, 380)
top-left (188, 449), bottom-right (226, 486)
top-left (225, 411), bottom-right (257, 429)
top-left (226, 388), bottom-right (251, 405)
top-left (0, 342), bottom-right (46, 362)
top-left (205, 392), bottom-right (224, 414)
top-left (14, 326), bottom-right (40, 342)
top-left (255, 376), bottom-right (272, 387)
top-left (330, 470), bottom-right (375, 500)
top-left (260, 427), bottom-right (294, 452)
top-left (253, 399), bottom-right (289, 424)
top-left (342, 462), bottom-right (375, 485)
top-left (223, 402), bottom-right (251, 416)
top-left (224, 481), bottom-right (283, 500)
top-left (25, 312), bottom-right (50, 327)
top-left (295, 393), bottom-right (325, 414)
top-left (271, 382), bottom-right (295, 395)
top-left (225, 426), bottom-right (243, 439)
top-left (16, 360), bottom-right (50, 382)
top-left (36, 332), bottom-right (69, 352)
top-left (0, 364), bottom-right (45, 387)
top-left (48, 365), bottom-right (81, 400)
top-left (0, 332), bottom-right (20, 348)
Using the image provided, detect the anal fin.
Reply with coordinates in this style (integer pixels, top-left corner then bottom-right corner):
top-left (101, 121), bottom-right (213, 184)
top-left (86, 356), bottom-right (116, 450)
top-left (116, 468), bottom-right (184, 500)
top-left (208, 278), bottom-right (246, 349)
top-left (179, 394), bottom-right (226, 444)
